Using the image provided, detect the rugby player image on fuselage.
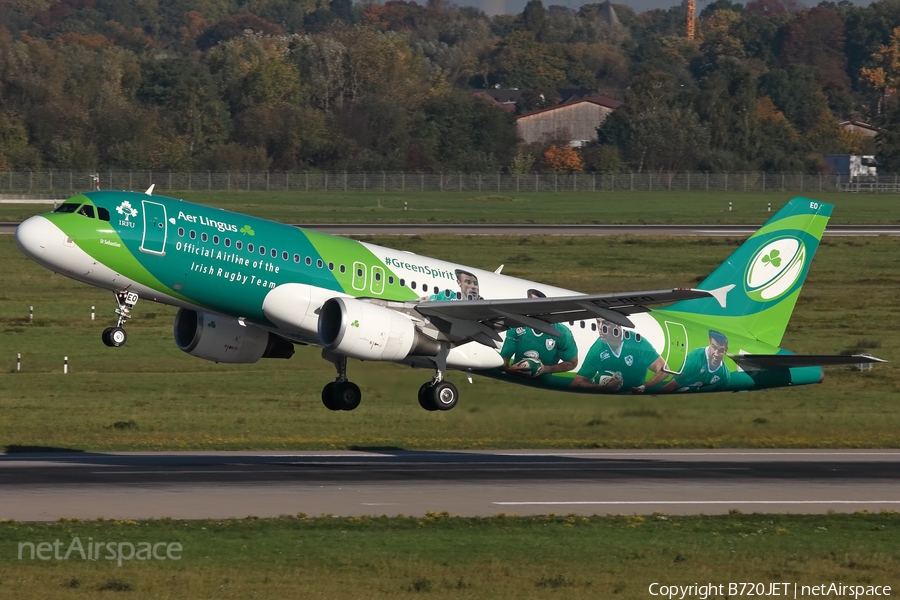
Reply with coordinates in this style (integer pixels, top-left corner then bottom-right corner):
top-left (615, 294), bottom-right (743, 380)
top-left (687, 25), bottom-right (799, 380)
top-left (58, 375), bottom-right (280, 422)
top-left (569, 318), bottom-right (670, 394)
top-left (499, 289), bottom-right (578, 378)
top-left (660, 330), bottom-right (731, 393)
top-left (423, 269), bottom-right (483, 302)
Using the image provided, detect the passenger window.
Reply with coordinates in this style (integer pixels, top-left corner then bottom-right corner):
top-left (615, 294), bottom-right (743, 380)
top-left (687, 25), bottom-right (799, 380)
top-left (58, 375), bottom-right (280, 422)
top-left (178, 227), bottom-right (185, 237)
top-left (591, 323), bottom-right (597, 332)
top-left (282, 251), bottom-right (288, 260)
top-left (316, 259), bottom-right (323, 268)
top-left (389, 276), bottom-right (394, 285)
top-left (201, 232), bottom-right (208, 242)
top-left (400, 278), bottom-right (405, 287)
top-left (259, 246), bottom-right (266, 255)
top-left (236, 240), bottom-right (242, 250)
top-left (623, 330), bottom-right (630, 339)
top-left (328, 262), bottom-right (334, 271)
top-left (580, 321), bottom-right (585, 329)
top-left (97, 207), bottom-right (110, 221)
top-left (271, 248), bottom-right (277, 258)
top-left (77, 205), bottom-right (95, 218)
top-left (375, 272), bottom-right (382, 281)
top-left (225, 238), bottom-right (231, 247)
top-left (305, 257), bottom-right (312, 266)
top-left (213, 235), bottom-right (219, 245)
top-left (294, 254), bottom-right (300, 263)
top-left (411, 281), bottom-right (417, 290)
top-left (190, 230), bottom-right (196, 239)
top-left (340, 265), bottom-right (346, 273)
top-left (456, 292), bottom-right (461, 299)
top-left (248, 243), bottom-right (254, 252)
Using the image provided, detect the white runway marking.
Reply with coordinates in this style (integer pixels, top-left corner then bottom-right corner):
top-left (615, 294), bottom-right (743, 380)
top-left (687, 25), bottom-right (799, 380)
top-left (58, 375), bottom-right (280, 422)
top-left (494, 500), bottom-right (900, 505)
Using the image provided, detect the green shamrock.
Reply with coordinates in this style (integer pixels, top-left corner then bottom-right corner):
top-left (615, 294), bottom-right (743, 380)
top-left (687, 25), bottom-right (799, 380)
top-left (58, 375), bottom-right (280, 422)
top-left (240, 225), bottom-right (255, 236)
top-left (761, 249), bottom-right (781, 267)
top-left (207, 321), bottom-right (216, 329)
top-left (350, 320), bottom-right (359, 328)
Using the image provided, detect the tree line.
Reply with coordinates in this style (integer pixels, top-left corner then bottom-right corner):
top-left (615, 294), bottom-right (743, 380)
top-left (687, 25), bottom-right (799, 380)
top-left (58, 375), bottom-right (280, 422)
top-left (1, 0), bottom-right (900, 174)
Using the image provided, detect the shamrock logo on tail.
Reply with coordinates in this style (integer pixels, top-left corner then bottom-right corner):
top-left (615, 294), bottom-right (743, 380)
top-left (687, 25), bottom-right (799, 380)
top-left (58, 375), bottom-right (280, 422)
top-left (761, 249), bottom-right (781, 267)
top-left (350, 320), bottom-right (360, 328)
top-left (240, 225), bottom-right (255, 236)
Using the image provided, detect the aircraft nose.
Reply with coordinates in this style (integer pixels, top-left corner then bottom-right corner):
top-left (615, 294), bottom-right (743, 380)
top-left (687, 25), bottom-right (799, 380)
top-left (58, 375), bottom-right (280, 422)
top-left (15, 215), bottom-right (55, 259)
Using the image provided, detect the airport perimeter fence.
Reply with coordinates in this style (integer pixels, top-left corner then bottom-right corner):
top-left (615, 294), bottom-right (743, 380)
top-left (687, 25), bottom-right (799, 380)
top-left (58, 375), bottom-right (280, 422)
top-left (1, 170), bottom-right (898, 196)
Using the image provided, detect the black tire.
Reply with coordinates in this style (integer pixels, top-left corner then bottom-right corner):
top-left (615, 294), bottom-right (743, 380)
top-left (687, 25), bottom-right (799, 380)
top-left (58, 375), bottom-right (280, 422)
top-left (109, 327), bottom-right (127, 347)
top-left (322, 382), bottom-right (340, 411)
top-left (431, 381), bottom-right (458, 411)
top-left (417, 382), bottom-right (438, 411)
top-left (334, 381), bottom-right (362, 411)
top-left (101, 328), bottom-right (114, 347)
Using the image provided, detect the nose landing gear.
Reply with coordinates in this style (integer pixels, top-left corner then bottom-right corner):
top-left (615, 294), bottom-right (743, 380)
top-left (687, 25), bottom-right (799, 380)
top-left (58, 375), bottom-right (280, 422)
top-left (102, 290), bottom-right (138, 348)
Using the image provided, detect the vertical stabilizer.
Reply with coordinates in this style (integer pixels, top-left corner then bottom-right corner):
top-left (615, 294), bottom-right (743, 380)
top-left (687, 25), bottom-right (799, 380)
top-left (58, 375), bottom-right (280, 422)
top-left (664, 197), bottom-right (832, 346)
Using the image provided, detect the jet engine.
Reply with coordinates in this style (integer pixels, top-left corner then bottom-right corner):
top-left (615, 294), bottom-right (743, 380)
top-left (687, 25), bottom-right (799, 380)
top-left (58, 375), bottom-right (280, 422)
top-left (173, 309), bottom-right (294, 363)
top-left (318, 297), bottom-right (439, 361)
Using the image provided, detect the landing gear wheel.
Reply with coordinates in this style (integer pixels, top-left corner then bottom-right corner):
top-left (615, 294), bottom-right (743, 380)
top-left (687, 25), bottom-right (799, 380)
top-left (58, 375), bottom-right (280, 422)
top-left (431, 381), bottom-right (458, 411)
top-left (334, 382), bottom-right (362, 411)
top-left (108, 327), bottom-right (127, 347)
top-left (418, 382), bottom-right (438, 411)
top-left (322, 382), bottom-right (340, 411)
top-left (101, 327), bottom-right (114, 347)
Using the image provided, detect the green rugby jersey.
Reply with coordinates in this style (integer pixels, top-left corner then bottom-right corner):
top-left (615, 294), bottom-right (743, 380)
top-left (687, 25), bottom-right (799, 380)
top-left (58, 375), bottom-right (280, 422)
top-left (670, 347), bottom-right (730, 391)
top-left (577, 334), bottom-right (661, 389)
top-left (500, 324), bottom-right (577, 367)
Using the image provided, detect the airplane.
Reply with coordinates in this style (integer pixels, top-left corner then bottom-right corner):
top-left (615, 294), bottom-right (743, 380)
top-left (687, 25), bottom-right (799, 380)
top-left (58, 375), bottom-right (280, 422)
top-left (14, 190), bottom-right (883, 411)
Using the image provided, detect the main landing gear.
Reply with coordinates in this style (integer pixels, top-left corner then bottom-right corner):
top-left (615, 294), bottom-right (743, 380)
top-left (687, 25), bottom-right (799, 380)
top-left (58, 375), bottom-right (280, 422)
top-left (417, 373), bottom-right (459, 412)
top-left (102, 290), bottom-right (138, 348)
top-left (417, 345), bottom-right (458, 411)
top-left (321, 350), bottom-right (362, 411)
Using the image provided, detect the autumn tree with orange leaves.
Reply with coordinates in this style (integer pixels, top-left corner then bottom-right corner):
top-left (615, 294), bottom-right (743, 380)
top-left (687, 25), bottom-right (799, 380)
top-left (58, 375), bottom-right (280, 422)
top-left (542, 145), bottom-right (583, 172)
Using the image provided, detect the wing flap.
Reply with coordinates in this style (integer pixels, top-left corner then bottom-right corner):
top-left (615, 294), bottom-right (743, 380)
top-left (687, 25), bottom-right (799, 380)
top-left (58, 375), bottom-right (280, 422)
top-left (416, 288), bottom-right (712, 345)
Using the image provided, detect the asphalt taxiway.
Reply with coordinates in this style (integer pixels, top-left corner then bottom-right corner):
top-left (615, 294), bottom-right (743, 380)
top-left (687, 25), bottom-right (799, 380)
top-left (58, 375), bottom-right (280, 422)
top-left (2, 449), bottom-right (899, 521)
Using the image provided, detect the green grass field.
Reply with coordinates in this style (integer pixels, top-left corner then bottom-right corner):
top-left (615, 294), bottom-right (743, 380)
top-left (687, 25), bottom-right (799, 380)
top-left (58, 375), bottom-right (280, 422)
top-left (3, 190), bottom-right (900, 224)
top-left (1, 233), bottom-right (897, 451)
top-left (1, 513), bottom-right (897, 599)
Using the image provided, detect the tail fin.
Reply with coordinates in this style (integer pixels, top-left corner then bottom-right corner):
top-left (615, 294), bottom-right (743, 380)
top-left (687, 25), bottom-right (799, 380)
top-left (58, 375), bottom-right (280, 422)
top-left (665, 197), bottom-right (832, 346)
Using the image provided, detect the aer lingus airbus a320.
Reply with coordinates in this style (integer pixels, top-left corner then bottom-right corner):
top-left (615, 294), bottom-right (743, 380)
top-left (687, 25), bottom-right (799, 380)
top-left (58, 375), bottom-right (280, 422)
top-left (15, 190), bottom-right (883, 411)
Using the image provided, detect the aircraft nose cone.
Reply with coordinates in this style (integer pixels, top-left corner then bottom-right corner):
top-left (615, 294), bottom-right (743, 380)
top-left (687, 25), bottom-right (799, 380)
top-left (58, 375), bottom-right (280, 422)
top-left (15, 215), bottom-right (54, 259)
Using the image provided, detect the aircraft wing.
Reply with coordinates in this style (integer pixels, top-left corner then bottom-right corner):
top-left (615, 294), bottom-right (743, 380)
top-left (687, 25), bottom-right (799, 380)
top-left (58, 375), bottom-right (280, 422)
top-left (730, 353), bottom-right (887, 369)
top-left (415, 288), bottom-right (712, 347)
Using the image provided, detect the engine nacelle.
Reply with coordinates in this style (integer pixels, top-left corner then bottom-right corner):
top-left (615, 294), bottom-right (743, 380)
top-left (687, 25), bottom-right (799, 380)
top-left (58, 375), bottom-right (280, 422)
top-left (173, 309), bottom-right (294, 363)
top-left (318, 297), bottom-right (439, 361)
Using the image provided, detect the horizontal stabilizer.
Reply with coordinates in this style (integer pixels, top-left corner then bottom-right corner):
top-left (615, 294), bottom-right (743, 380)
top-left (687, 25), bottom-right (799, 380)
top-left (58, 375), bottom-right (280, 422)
top-left (730, 353), bottom-right (886, 369)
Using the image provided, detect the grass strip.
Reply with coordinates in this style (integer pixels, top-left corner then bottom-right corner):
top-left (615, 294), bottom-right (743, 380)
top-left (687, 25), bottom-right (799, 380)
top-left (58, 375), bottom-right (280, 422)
top-left (1, 513), bottom-right (897, 599)
top-left (3, 190), bottom-right (900, 224)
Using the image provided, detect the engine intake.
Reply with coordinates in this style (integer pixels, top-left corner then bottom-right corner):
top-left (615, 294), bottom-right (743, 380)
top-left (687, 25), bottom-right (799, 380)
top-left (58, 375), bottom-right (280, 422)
top-left (174, 309), bottom-right (294, 363)
top-left (318, 297), bottom-right (439, 361)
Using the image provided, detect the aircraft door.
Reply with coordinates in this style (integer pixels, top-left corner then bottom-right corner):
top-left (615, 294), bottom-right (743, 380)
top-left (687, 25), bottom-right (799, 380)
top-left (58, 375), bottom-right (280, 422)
top-left (370, 265), bottom-right (385, 295)
top-left (140, 200), bottom-right (168, 255)
top-left (351, 261), bottom-right (367, 291)
top-left (663, 321), bottom-right (688, 374)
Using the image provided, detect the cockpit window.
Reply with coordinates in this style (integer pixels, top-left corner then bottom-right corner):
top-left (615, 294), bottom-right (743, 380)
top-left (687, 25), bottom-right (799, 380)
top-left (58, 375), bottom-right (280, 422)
top-left (97, 207), bottom-right (110, 221)
top-left (54, 203), bottom-right (80, 214)
top-left (77, 205), bottom-right (95, 218)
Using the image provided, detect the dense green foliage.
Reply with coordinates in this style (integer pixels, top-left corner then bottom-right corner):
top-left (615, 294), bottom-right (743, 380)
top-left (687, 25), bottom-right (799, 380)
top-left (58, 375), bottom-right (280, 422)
top-left (1, 0), bottom-right (900, 172)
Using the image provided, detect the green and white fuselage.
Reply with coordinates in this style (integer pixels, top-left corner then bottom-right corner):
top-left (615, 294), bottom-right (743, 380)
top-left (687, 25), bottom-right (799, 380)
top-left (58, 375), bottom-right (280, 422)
top-left (15, 191), bottom-right (881, 408)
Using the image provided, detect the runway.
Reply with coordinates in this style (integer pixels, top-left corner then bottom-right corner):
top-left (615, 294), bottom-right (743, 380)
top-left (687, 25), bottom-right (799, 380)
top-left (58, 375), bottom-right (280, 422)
top-left (2, 449), bottom-right (899, 521)
top-left (3, 222), bottom-right (900, 236)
